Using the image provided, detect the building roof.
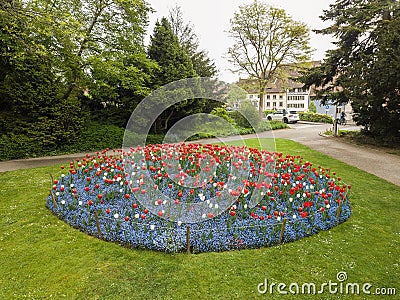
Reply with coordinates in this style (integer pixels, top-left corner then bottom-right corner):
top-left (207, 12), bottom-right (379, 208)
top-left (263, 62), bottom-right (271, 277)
top-left (237, 61), bottom-right (321, 94)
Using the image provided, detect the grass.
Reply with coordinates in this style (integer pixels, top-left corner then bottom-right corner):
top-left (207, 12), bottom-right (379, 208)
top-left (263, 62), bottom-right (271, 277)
top-left (0, 139), bottom-right (399, 299)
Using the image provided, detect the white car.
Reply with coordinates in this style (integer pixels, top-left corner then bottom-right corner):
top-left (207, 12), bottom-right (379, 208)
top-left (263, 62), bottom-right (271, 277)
top-left (265, 109), bottom-right (299, 124)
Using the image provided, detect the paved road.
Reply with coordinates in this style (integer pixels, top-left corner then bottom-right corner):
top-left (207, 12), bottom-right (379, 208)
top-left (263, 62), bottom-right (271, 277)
top-left (1, 122), bottom-right (399, 186)
top-left (199, 122), bottom-right (400, 187)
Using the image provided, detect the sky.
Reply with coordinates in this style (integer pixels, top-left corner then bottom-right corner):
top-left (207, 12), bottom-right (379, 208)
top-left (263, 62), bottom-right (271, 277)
top-left (146, 0), bottom-right (337, 83)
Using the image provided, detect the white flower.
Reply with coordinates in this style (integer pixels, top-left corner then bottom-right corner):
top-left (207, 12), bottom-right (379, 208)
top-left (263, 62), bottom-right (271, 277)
top-left (150, 225), bottom-right (155, 230)
top-left (244, 204), bottom-right (248, 209)
top-left (326, 204), bottom-right (330, 209)
top-left (61, 174), bottom-right (65, 178)
top-left (114, 213), bottom-right (119, 219)
top-left (209, 203), bottom-right (213, 208)
top-left (206, 200), bottom-right (210, 204)
top-left (55, 192), bottom-right (60, 196)
top-left (277, 216), bottom-right (281, 222)
top-left (135, 213), bottom-right (139, 219)
top-left (213, 183), bottom-right (217, 187)
top-left (61, 200), bottom-right (65, 205)
top-left (177, 221), bottom-right (182, 226)
top-left (202, 213), bottom-right (206, 218)
top-left (119, 189), bottom-right (123, 193)
top-left (104, 172), bottom-right (108, 176)
top-left (296, 193), bottom-right (301, 198)
top-left (154, 201), bottom-right (159, 206)
top-left (78, 201), bottom-right (82, 206)
top-left (289, 197), bottom-right (293, 202)
top-left (70, 184), bottom-right (74, 188)
top-left (310, 185), bottom-right (314, 190)
top-left (214, 204), bottom-right (219, 209)
top-left (261, 191), bottom-right (265, 196)
top-left (292, 214), bottom-right (297, 219)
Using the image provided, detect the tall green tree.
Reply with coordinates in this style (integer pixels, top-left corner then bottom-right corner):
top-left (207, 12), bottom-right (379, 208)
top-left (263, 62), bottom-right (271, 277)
top-left (227, 0), bottom-right (311, 116)
top-left (168, 5), bottom-right (218, 78)
top-left (148, 17), bottom-right (203, 132)
top-left (0, 0), bottom-right (152, 158)
top-left (302, 0), bottom-right (400, 141)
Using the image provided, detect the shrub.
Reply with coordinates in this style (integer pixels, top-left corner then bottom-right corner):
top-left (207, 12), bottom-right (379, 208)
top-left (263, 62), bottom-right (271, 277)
top-left (263, 110), bottom-right (275, 116)
top-left (309, 102), bottom-right (317, 113)
top-left (210, 107), bottom-right (235, 124)
top-left (299, 112), bottom-right (333, 124)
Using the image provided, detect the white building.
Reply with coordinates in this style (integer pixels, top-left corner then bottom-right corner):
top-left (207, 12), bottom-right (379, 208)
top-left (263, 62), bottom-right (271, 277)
top-left (238, 77), bottom-right (310, 112)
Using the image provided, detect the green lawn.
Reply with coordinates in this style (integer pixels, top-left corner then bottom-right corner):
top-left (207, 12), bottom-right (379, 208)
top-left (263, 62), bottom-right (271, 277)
top-left (0, 139), bottom-right (399, 299)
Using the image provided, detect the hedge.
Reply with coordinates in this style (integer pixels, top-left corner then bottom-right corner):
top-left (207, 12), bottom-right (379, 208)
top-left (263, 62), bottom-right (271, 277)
top-left (0, 120), bottom-right (289, 161)
top-left (299, 112), bottom-right (333, 124)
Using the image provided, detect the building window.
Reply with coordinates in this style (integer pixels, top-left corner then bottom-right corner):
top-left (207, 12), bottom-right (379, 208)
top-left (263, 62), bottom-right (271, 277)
top-left (279, 95), bottom-right (283, 100)
top-left (273, 95), bottom-right (277, 100)
top-left (279, 102), bottom-right (283, 107)
top-left (266, 102), bottom-right (270, 107)
top-left (266, 95), bottom-right (270, 99)
top-left (273, 102), bottom-right (277, 108)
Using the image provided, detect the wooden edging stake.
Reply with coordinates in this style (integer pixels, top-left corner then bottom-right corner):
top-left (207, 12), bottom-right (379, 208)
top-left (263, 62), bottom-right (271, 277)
top-left (50, 190), bottom-right (57, 207)
top-left (186, 226), bottom-right (191, 254)
top-left (279, 218), bottom-right (287, 244)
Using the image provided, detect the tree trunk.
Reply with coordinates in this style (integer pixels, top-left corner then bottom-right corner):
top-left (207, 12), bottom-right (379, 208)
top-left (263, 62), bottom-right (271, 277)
top-left (61, 2), bottom-right (104, 101)
top-left (163, 109), bottom-right (174, 131)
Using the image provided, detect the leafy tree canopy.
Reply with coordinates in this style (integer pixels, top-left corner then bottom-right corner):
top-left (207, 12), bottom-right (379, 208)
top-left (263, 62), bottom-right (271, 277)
top-left (301, 0), bottom-right (400, 141)
top-left (227, 0), bottom-right (311, 115)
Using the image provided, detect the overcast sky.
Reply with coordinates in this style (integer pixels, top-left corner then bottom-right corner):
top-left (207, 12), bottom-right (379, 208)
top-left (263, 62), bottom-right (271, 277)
top-left (146, 0), bottom-right (337, 83)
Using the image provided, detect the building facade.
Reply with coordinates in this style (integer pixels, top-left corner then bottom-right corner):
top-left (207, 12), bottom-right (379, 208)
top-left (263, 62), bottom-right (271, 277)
top-left (239, 78), bottom-right (311, 112)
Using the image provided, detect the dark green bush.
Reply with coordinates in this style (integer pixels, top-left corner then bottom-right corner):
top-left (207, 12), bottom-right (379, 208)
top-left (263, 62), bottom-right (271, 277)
top-left (299, 112), bottom-right (333, 124)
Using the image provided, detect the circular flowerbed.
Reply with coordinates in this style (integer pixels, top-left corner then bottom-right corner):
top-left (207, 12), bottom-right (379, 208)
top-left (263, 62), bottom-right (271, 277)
top-left (47, 143), bottom-right (351, 253)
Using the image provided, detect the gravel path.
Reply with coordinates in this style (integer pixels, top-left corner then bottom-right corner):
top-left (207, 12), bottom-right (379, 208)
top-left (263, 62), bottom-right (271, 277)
top-left (1, 122), bottom-right (399, 186)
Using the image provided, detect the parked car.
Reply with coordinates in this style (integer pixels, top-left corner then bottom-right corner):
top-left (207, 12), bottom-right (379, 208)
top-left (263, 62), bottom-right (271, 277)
top-left (265, 109), bottom-right (299, 123)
